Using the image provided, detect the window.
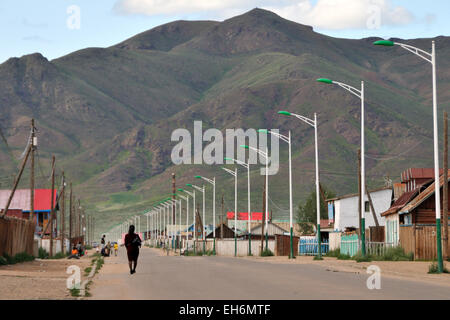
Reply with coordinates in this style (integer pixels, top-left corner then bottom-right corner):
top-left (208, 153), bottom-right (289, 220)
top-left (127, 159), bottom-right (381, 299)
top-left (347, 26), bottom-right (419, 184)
top-left (365, 201), bottom-right (370, 213)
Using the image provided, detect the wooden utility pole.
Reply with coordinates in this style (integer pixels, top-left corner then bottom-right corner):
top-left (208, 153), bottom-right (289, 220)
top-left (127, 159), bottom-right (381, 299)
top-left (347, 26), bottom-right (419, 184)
top-left (1, 144), bottom-right (32, 218)
top-left (30, 119), bottom-right (36, 222)
top-left (358, 149), bottom-right (362, 238)
top-left (49, 155), bottom-right (55, 257)
top-left (69, 183), bottom-right (73, 245)
top-left (261, 178), bottom-right (266, 251)
top-left (443, 111), bottom-right (449, 260)
top-left (61, 172), bottom-right (66, 254)
top-left (221, 194), bottom-right (224, 239)
top-left (172, 173), bottom-right (176, 224)
top-left (365, 185), bottom-right (380, 227)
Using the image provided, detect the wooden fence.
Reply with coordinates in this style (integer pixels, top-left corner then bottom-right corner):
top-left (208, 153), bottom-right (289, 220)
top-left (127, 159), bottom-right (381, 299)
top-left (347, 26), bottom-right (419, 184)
top-left (276, 234), bottom-right (299, 256)
top-left (400, 225), bottom-right (450, 261)
top-left (0, 216), bottom-right (36, 257)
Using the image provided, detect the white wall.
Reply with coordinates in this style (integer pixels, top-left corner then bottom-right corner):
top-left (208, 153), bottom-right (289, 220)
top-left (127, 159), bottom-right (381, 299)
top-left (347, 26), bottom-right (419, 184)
top-left (385, 214), bottom-right (399, 246)
top-left (184, 239), bottom-right (276, 256)
top-left (334, 189), bottom-right (392, 231)
top-left (329, 232), bottom-right (341, 250)
top-left (39, 239), bottom-right (70, 255)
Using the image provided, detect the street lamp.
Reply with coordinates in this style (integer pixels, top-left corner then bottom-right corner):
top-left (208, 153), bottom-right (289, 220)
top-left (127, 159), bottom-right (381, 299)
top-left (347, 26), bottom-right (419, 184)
top-left (179, 188), bottom-right (195, 253)
top-left (178, 194), bottom-right (188, 255)
top-left (374, 39), bottom-right (444, 273)
top-left (187, 183), bottom-right (206, 254)
top-left (222, 167), bottom-right (238, 257)
top-left (195, 175), bottom-right (216, 255)
top-left (317, 78), bottom-right (366, 257)
top-left (258, 128), bottom-right (295, 259)
top-left (241, 144), bottom-right (270, 253)
top-left (225, 157), bottom-right (252, 256)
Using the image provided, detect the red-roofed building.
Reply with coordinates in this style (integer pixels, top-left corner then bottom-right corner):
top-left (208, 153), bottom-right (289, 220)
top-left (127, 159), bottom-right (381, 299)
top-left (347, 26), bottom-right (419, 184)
top-left (226, 212), bottom-right (263, 221)
top-left (0, 189), bottom-right (58, 235)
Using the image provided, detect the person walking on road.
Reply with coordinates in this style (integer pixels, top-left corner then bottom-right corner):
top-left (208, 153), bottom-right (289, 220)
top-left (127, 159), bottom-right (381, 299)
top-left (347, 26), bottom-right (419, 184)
top-left (125, 225), bottom-right (142, 274)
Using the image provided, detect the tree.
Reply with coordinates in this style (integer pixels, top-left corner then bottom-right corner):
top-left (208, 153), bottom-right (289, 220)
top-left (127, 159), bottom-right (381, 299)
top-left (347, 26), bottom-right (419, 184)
top-left (296, 185), bottom-right (336, 235)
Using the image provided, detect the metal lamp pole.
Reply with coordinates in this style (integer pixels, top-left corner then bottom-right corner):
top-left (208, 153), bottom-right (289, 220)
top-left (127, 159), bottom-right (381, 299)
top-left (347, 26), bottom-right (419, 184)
top-left (241, 145), bottom-right (270, 252)
top-left (259, 129), bottom-right (295, 259)
top-left (374, 39), bottom-right (443, 272)
top-left (317, 78), bottom-right (366, 257)
top-left (189, 184), bottom-right (206, 254)
top-left (179, 188), bottom-right (195, 252)
top-left (223, 167), bottom-right (238, 256)
top-left (225, 157), bottom-right (252, 256)
top-left (186, 185), bottom-right (198, 254)
top-left (196, 176), bottom-right (216, 255)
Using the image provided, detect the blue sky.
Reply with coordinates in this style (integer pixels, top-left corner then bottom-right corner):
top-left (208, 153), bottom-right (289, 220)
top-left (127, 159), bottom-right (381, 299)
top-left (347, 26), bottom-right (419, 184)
top-left (0, 0), bottom-right (449, 64)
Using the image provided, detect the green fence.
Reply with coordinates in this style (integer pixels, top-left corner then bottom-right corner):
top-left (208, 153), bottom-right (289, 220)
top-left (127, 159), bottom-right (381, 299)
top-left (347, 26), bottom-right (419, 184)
top-left (340, 234), bottom-right (359, 257)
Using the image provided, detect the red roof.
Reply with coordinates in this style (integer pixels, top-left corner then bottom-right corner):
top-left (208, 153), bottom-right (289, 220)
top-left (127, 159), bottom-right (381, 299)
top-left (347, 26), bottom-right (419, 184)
top-left (0, 189), bottom-right (57, 212)
top-left (401, 168), bottom-right (446, 182)
top-left (227, 212), bottom-right (263, 221)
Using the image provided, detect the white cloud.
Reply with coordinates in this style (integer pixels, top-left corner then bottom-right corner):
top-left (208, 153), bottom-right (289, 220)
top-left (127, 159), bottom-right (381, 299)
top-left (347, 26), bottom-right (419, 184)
top-left (113, 0), bottom-right (415, 30)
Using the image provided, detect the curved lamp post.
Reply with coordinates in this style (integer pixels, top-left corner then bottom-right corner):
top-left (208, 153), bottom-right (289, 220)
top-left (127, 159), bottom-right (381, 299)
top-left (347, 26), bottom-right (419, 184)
top-left (317, 78), bottom-right (366, 257)
top-left (196, 175), bottom-right (216, 255)
top-left (374, 39), bottom-right (443, 273)
top-left (187, 183), bottom-right (206, 254)
top-left (241, 144), bottom-right (270, 253)
top-left (179, 188), bottom-right (194, 253)
top-left (223, 167), bottom-right (238, 256)
top-left (258, 128), bottom-right (295, 259)
top-left (225, 157), bottom-right (252, 256)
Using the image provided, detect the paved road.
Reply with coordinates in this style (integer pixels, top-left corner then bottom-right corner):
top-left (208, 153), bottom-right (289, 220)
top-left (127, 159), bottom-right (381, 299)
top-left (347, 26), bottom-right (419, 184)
top-left (91, 248), bottom-right (450, 300)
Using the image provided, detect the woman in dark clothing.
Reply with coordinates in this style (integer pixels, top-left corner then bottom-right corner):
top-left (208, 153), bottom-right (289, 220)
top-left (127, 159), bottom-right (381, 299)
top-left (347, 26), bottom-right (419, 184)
top-left (124, 225), bottom-right (142, 274)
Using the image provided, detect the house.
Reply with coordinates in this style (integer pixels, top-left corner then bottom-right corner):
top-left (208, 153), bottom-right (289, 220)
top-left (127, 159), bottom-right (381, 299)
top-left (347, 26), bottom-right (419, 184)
top-left (245, 221), bottom-right (289, 240)
top-left (326, 187), bottom-right (393, 233)
top-left (381, 168), bottom-right (450, 260)
top-left (227, 211), bottom-right (263, 231)
top-left (206, 223), bottom-right (236, 239)
top-left (0, 189), bottom-right (58, 235)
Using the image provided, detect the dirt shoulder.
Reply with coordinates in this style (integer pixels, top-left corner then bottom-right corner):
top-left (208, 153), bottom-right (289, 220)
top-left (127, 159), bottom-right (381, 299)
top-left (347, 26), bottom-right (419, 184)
top-left (239, 255), bottom-right (450, 287)
top-left (0, 250), bottom-right (95, 300)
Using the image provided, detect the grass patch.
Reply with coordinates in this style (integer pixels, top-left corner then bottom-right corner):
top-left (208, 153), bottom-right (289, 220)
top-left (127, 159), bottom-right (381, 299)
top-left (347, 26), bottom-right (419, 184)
top-left (337, 253), bottom-right (352, 260)
top-left (49, 252), bottom-right (68, 260)
top-left (0, 252), bottom-right (35, 265)
top-left (84, 267), bottom-right (92, 276)
top-left (428, 262), bottom-right (450, 274)
top-left (38, 247), bottom-right (49, 259)
top-left (313, 255), bottom-right (324, 261)
top-left (70, 288), bottom-right (81, 297)
top-left (260, 249), bottom-right (274, 257)
top-left (326, 249), bottom-right (340, 258)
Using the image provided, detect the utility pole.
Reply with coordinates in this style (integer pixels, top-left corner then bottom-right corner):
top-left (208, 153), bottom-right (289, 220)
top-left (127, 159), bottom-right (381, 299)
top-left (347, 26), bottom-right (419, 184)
top-left (221, 194), bottom-right (224, 239)
top-left (172, 173), bottom-right (176, 224)
top-left (61, 172), bottom-right (66, 254)
top-left (261, 178), bottom-right (266, 253)
top-left (443, 111), bottom-right (449, 260)
top-left (49, 155), bottom-right (55, 257)
top-left (358, 149), bottom-right (362, 241)
top-left (30, 119), bottom-right (36, 222)
top-left (69, 183), bottom-right (73, 246)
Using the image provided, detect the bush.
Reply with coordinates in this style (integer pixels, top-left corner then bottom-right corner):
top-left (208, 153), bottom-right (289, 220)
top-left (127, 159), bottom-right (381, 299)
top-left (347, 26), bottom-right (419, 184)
top-left (50, 252), bottom-right (67, 260)
top-left (378, 247), bottom-right (413, 262)
top-left (337, 253), bottom-right (352, 260)
top-left (13, 252), bottom-right (34, 263)
top-left (0, 256), bottom-right (7, 265)
top-left (326, 249), bottom-right (340, 258)
top-left (38, 247), bottom-right (49, 259)
top-left (353, 251), bottom-right (372, 263)
top-left (260, 249), bottom-right (274, 257)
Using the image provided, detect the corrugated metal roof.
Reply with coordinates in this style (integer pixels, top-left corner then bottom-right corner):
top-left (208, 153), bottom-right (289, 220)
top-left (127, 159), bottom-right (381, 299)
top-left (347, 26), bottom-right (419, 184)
top-left (0, 189), bottom-right (31, 211)
top-left (381, 189), bottom-right (419, 217)
top-left (250, 222), bottom-right (288, 236)
top-left (0, 189), bottom-right (57, 212)
top-left (326, 187), bottom-right (392, 202)
top-left (399, 172), bottom-right (450, 215)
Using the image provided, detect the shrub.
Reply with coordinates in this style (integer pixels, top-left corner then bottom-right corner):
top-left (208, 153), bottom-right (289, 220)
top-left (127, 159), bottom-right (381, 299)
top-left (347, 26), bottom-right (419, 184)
top-left (50, 252), bottom-right (67, 260)
top-left (3, 254), bottom-right (15, 264)
top-left (326, 249), bottom-right (340, 258)
top-left (38, 247), bottom-right (49, 259)
top-left (0, 256), bottom-right (8, 265)
top-left (353, 251), bottom-right (372, 263)
top-left (428, 262), bottom-right (449, 274)
top-left (13, 252), bottom-right (34, 263)
top-left (337, 253), bottom-right (352, 260)
top-left (260, 249), bottom-right (274, 257)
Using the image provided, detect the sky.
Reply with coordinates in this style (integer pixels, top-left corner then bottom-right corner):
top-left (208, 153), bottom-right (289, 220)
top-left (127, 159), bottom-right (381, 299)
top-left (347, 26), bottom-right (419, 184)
top-left (0, 0), bottom-right (449, 64)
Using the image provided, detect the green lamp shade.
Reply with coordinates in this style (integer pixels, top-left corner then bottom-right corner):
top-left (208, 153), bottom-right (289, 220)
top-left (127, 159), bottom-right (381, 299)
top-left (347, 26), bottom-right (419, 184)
top-left (240, 145), bottom-right (249, 149)
top-left (186, 184), bottom-right (192, 187)
top-left (278, 111), bottom-right (292, 116)
top-left (373, 40), bottom-right (394, 46)
top-left (178, 188), bottom-right (184, 191)
top-left (258, 129), bottom-right (268, 133)
top-left (224, 157), bottom-right (233, 161)
top-left (317, 78), bottom-right (333, 84)
top-left (195, 176), bottom-right (202, 179)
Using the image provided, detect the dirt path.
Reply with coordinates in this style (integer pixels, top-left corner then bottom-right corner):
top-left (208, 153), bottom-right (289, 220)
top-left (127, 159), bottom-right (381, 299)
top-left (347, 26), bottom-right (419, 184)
top-left (0, 251), bottom-right (94, 300)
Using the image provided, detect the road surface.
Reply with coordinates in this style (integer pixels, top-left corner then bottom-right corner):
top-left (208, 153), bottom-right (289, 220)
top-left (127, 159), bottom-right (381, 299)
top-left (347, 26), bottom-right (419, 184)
top-left (90, 247), bottom-right (450, 300)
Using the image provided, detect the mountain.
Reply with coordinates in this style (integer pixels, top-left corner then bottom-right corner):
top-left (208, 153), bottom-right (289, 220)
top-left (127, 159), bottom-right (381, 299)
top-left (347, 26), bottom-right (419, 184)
top-left (0, 8), bottom-right (449, 235)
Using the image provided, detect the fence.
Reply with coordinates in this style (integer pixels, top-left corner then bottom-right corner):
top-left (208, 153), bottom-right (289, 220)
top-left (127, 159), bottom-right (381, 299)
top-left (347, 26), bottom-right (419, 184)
top-left (366, 241), bottom-right (394, 256)
top-left (399, 225), bottom-right (450, 261)
top-left (340, 234), bottom-right (359, 257)
top-left (0, 216), bottom-right (36, 257)
top-left (298, 238), bottom-right (329, 256)
top-left (275, 234), bottom-right (299, 256)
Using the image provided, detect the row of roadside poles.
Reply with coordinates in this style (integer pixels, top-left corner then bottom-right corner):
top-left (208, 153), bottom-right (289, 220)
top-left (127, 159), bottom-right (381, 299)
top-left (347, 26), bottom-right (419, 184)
top-left (107, 40), bottom-right (443, 271)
